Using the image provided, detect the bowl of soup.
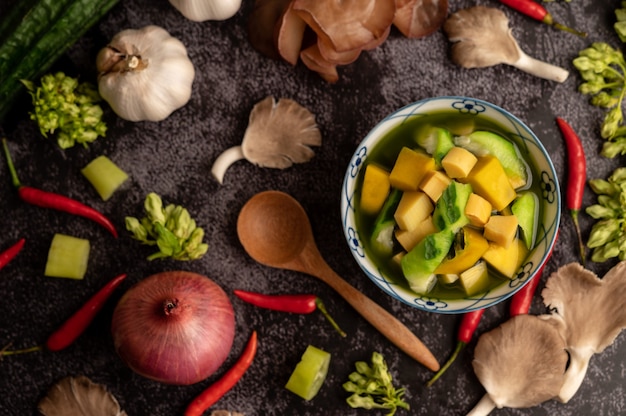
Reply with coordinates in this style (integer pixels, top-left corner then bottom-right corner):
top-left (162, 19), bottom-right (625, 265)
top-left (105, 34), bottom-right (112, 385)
top-left (341, 96), bottom-right (560, 314)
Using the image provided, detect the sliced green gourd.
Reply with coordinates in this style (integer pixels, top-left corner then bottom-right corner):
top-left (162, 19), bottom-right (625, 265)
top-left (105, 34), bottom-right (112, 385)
top-left (401, 229), bottom-right (454, 294)
top-left (432, 181), bottom-right (472, 232)
top-left (81, 155), bottom-right (129, 201)
top-left (511, 191), bottom-right (538, 250)
top-left (285, 345), bottom-right (331, 401)
top-left (415, 126), bottom-right (455, 166)
top-left (454, 130), bottom-right (529, 189)
top-left (44, 233), bottom-right (90, 279)
top-left (370, 189), bottom-right (402, 255)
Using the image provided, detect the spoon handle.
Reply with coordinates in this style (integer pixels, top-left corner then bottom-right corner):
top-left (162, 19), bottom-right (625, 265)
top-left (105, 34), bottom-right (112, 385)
top-left (311, 259), bottom-right (440, 372)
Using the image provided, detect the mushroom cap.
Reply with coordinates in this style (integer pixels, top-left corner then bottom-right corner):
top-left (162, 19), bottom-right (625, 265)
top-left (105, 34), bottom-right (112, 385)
top-left (443, 6), bottom-right (521, 68)
top-left (472, 314), bottom-right (568, 409)
top-left (542, 261), bottom-right (626, 354)
top-left (38, 376), bottom-right (127, 416)
top-left (241, 96), bottom-right (322, 168)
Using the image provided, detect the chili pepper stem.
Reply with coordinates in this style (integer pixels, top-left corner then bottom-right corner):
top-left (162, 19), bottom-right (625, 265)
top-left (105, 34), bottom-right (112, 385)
top-left (2, 138), bottom-right (23, 188)
top-left (1, 343), bottom-right (43, 357)
top-left (544, 16), bottom-right (587, 38)
top-left (314, 298), bottom-right (346, 337)
top-left (570, 210), bottom-right (586, 267)
top-left (426, 340), bottom-right (465, 387)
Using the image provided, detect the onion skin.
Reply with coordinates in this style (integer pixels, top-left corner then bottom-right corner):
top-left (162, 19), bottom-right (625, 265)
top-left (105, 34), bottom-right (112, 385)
top-left (111, 271), bottom-right (235, 385)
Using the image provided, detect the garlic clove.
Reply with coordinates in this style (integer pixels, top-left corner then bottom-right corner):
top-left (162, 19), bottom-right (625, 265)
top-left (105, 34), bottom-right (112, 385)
top-left (168, 0), bottom-right (242, 22)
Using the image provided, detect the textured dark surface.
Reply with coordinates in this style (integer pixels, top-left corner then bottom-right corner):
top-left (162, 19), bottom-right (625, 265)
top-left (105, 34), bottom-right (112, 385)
top-left (1, 0), bottom-right (625, 415)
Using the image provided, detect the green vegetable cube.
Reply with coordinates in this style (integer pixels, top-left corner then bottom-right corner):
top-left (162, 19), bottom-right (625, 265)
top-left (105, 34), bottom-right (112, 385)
top-left (285, 345), bottom-right (331, 401)
top-left (44, 234), bottom-right (90, 279)
top-left (81, 155), bottom-right (129, 201)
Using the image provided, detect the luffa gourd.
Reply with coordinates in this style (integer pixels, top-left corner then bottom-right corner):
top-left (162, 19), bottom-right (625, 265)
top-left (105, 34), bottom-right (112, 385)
top-left (168, 0), bottom-right (242, 22)
top-left (96, 25), bottom-right (195, 122)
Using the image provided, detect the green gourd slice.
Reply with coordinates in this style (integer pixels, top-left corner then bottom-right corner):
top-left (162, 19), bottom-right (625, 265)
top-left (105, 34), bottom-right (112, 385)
top-left (285, 345), bottom-right (331, 401)
top-left (44, 234), bottom-right (90, 279)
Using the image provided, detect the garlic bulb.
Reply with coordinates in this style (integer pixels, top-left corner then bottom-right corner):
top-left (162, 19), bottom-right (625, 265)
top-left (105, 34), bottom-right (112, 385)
top-left (168, 0), bottom-right (242, 22)
top-left (97, 26), bottom-right (195, 122)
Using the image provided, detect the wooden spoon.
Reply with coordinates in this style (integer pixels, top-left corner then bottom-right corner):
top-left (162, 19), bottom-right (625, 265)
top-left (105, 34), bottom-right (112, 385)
top-left (237, 190), bottom-right (440, 372)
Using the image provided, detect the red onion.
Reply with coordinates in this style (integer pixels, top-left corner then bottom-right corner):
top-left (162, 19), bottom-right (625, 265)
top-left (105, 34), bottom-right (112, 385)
top-left (111, 271), bottom-right (235, 385)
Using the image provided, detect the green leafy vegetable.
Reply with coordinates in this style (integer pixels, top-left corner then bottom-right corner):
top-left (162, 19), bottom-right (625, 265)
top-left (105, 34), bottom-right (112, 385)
top-left (125, 193), bottom-right (208, 261)
top-left (343, 352), bottom-right (409, 416)
top-left (22, 72), bottom-right (106, 149)
top-left (585, 167), bottom-right (626, 262)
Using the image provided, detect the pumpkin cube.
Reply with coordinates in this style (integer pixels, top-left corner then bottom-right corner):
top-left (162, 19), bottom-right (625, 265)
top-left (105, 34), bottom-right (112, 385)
top-left (465, 193), bottom-right (493, 227)
top-left (360, 164), bottom-right (390, 215)
top-left (419, 170), bottom-right (452, 202)
top-left (389, 147), bottom-right (436, 191)
top-left (394, 191), bottom-right (433, 231)
top-left (481, 238), bottom-right (528, 279)
top-left (395, 216), bottom-right (437, 252)
top-left (441, 146), bottom-right (478, 179)
top-left (462, 155), bottom-right (516, 211)
top-left (435, 227), bottom-right (489, 275)
top-left (484, 214), bottom-right (519, 248)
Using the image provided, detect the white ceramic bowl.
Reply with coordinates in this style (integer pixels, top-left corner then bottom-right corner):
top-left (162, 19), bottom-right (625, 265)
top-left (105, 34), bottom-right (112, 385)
top-left (341, 96), bottom-right (560, 314)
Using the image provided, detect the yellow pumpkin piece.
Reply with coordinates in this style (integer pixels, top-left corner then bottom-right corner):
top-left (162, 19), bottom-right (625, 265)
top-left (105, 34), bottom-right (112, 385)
top-left (435, 227), bottom-right (489, 275)
top-left (419, 170), bottom-right (452, 202)
top-left (465, 193), bottom-right (493, 227)
top-left (389, 147), bottom-right (436, 191)
top-left (484, 214), bottom-right (519, 248)
top-left (360, 164), bottom-right (390, 215)
top-left (462, 155), bottom-right (516, 211)
top-left (481, 238), bottom-right (528, 279)
top-left (441, 146), bottom-right (478, 179)
top-left (438, 273), bottom-right (459, 284)
top-left (394, 191), bottom-right (434, 231)
top-left (395, 216), bottom-right (437, 252)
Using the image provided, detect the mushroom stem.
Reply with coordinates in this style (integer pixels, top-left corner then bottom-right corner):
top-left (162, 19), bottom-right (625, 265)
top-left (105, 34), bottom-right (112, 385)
top-left (512, 51), bottom-right (569, 83)
top-left (466, 394), bottom-right (496, 416)
top-left (211, 145), bottom-right (245, 184)
top-left (557, 346), bottom-right (594, 403)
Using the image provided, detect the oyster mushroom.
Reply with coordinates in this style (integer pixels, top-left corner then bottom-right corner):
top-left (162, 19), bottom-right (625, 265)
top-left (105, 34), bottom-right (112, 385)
top-left (38, 376), bottom-right (127, 416)
top-left (541, 261), bottom-right (626, 403)
top-left (443, 6), bottom-right (569, 83)
top-left (468, 314), bottom-right (568, 416)
top-left (211, 96), bottom-right (322, 184)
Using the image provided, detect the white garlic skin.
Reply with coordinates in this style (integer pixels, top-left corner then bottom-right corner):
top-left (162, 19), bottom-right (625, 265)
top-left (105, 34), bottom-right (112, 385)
top-left (168, 0), bottom-right (242, 22)
top-left (98, 26), bottom-right (195, 122)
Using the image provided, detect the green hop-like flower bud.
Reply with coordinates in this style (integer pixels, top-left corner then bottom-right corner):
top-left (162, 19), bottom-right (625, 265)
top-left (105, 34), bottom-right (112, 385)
top-left (587, 218), bottom-right (622, 248)
top-left (145, 192), bottom-right (166, 224)
top-left (601, 138), bottom-right (626, 158)
top-left (586, 204), bottom-right (617, 219)
top-left (125, 216), bottom-right (149, 241)
top-left (591, 239), bottom-right (621, 262)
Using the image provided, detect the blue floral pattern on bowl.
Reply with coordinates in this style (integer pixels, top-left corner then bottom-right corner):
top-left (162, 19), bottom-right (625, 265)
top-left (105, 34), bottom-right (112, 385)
top-left (340, 96), bottom-right (560, 314)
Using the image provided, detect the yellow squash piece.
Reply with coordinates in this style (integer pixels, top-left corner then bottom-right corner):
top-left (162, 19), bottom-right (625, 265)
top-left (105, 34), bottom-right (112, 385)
top-left (481, 238), bottom-right (528, 279)
top-left (435, 227), bottom-right (489, 275)
top-left (484, 214), bottom-right (519, 248)
top-left (462, 155), bottom-right (516, 211)
top-left (441, 146), bottom-right (478, 179)
top-left (420, 170), bottom-right (452, 202)
top-left (389, 147), bottom-right (436, 191)
top-left (465, 193), bottom-right (493, 227)
top-left (395, 216), bottom-right (437, 252)
top-left (360, 163), bottom-right (391, 215)
top-left (394, 191), bottom-right (434, 231)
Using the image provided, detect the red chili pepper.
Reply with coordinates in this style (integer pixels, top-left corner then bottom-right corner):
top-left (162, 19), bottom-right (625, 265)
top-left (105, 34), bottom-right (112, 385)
top-left (234, 290), bottom-right (346, 337)
top-left (2, 138), bottom-right (118, 237)
top-left (426, 308), bottom-right (485, 387)
top-left (497, 0), bottom-right (587, 37)
top-left (184, 330), bottom-right (258, 416)
top-left (0, 238), bottom-right (25, 271)
top-left (556, 117), bottom-right (586, 266)
top-left (46, 273), bottom-right (127, 351)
